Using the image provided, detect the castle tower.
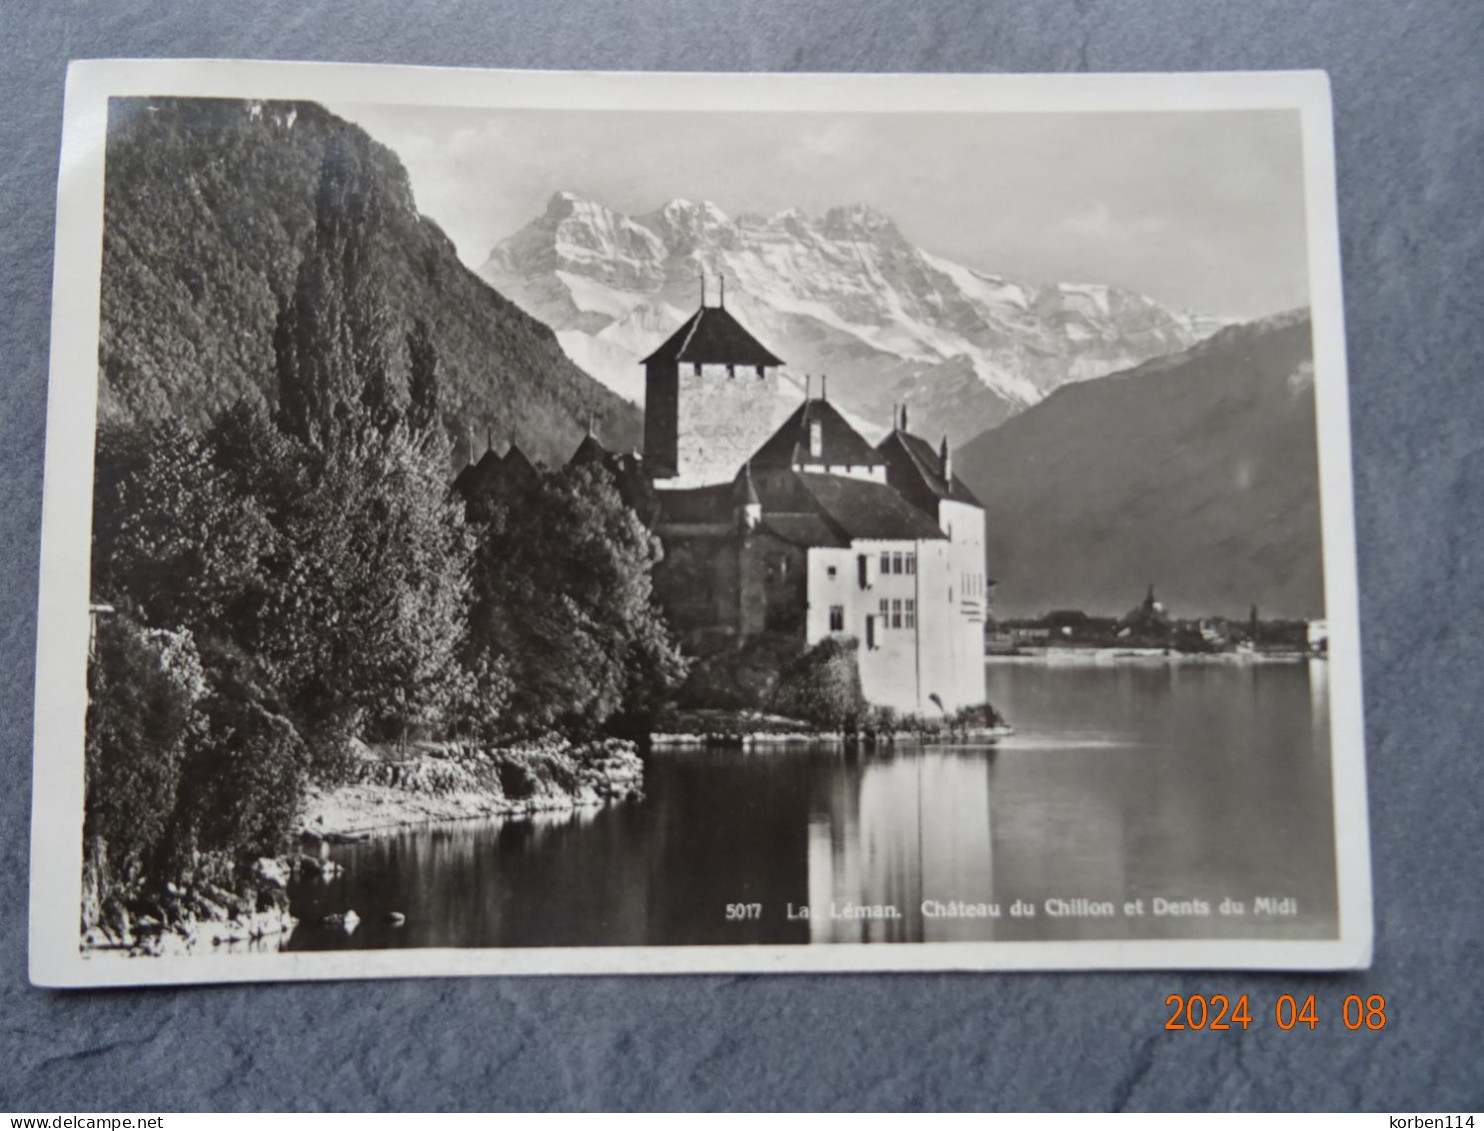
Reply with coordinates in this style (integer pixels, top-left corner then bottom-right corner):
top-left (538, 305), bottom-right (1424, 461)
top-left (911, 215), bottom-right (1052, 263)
top-left (641, 281), bottom-right (788, 487)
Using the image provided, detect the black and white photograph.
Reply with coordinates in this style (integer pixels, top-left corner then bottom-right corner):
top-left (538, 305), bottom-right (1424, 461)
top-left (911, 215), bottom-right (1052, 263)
top-left (29, 61), bottom-right (1370, 986)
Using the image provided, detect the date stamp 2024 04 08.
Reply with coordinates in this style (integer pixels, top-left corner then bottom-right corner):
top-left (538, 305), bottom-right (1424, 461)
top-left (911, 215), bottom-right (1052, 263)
top-left (1163, 993), bottom-right (1389, 1032)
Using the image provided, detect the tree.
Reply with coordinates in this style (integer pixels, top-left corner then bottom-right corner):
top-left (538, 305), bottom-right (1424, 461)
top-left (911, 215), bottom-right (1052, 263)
top-left (469, 462), bottom-right (686, 734)
top-left (85, 616), bottom-right (205, 887)
top-left (259, 424), bottom-right (474, 754)
top-left (172, 639), bottom-right (308, 867)
top-left (263, 141), bottom-right (476, 759)
top-left (406, 317), bottom-right (442, 443)
top-left (770, 635), bottom-right (867, 732)
top-left (275, 136), bottom-right (397, 448)
top-left (92, 419), bottom-right (276, 639)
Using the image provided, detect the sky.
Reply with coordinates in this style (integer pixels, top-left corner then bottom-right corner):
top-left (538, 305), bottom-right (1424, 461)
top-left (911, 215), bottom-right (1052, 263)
top-left (330, 103), bottom-right (1310, 321)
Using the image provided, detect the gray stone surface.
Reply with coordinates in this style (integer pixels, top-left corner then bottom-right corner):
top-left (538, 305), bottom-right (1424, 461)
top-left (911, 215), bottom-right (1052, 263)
top-left (1, 0), bottom-right (1480, 1111)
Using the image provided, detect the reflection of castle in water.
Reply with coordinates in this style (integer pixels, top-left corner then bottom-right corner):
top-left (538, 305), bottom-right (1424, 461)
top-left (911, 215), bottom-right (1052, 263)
top-left (803, 743), bottom-right (1138, 944)
top-left (805, 750), bottom-right (996, 943)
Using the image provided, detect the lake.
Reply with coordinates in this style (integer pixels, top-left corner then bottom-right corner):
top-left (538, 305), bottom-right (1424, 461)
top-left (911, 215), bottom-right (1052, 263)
top-left (286, 659), bottom-right (1338, 950)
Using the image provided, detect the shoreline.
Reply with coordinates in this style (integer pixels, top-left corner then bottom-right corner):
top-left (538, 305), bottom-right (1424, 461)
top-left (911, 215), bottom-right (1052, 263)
top-left (298, 777), bottom-right (628, 841)
top-left (649, 723), bottom-right (1015, 750)
top-left (299, 737), bottom-right (645, 840)
top-left (83, 737), bottom-right (646, 956)
top-left (986, 648), bottom-right (1323, 665)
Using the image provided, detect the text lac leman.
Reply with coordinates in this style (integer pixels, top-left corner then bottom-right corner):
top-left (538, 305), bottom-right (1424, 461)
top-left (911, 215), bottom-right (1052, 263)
top-left (787, 902), bottom-right (902, 921)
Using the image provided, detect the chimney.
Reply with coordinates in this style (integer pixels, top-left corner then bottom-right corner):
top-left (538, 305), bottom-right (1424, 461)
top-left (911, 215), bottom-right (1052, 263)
top-left (821, 374), bottom-right (828, 402)
top-left (940, 435), bottom-right (952, 482)
top-left (901, 403), bottom-right (909, 432)
top-left (719, 274), bottom-right (725, 309)
top-left (739, 462), bottom-right (762, 531)
top-left (700, 272), bottom-right (707, 308)
top-left (804, 374), bottom-right (812, 400)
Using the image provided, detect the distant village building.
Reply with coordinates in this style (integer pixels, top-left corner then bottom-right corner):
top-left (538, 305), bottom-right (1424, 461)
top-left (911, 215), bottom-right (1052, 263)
top-left (450, 286), bottom-right (992, 715)
top-left (1306, 619), bottom-right (1329, 654)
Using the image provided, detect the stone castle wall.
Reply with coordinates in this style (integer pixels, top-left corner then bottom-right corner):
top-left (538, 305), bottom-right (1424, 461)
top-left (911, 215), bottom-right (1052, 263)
top-left (666, 363), bottom-right (796, 487)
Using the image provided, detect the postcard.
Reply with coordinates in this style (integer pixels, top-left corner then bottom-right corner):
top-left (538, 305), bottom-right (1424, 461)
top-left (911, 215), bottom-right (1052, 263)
top-left (29, 59), bottom-right (1370, 986)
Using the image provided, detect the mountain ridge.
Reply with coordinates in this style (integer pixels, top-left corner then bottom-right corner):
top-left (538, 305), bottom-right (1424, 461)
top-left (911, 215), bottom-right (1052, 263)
top-left (99, 100), bottom-right (641, 468)
top-left (956, 309), bottom-right (1324, 620)
top-left (480, 191), bottom-right (1231, 444)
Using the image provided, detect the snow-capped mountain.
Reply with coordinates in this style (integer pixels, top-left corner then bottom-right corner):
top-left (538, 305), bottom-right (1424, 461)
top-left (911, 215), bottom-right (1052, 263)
top-left (480, 192), bottom-right (1228, 444)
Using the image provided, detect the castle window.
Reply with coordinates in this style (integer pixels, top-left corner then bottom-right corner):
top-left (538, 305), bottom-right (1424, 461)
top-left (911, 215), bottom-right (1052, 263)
top-left (809, 420), bottom-right (823, 458)
top-left (857, 554), bottom-right (869, 589)
top-left (827, 565), bottom-right (837, 579)
top-left (892, 599), bottom-right (903, 629)
top-left (829, 606), bottom-right (845, 632)
top-left (905, 599), bottom-right (916, 629)
top-left (879, 598), bottom-right (890, 628)
top-left (880, 551), bottom-right (891, 575)
top-left (892, 552), bottom-right (904, 575)
top-left (727, 364), bottom-right (735, 378)
top-left (694, 363), bottom-right (702, 376)
top-left (906, 552), bottom-right (916, 575)
top-left (756, 365), bottom-right (765, 378)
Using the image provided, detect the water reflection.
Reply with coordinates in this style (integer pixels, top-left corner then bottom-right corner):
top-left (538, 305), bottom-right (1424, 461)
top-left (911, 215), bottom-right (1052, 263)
top-left (288, 661), bottom-right (1338, 950)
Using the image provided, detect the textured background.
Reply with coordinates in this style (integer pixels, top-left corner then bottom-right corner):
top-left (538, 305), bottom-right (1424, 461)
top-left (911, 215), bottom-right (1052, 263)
top-left (2, 0), bottom-right (1480, 1112)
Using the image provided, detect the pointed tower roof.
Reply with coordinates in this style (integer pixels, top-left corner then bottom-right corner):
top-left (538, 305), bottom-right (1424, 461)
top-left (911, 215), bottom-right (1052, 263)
top-left (453, 445), bottom-right (506, 501)
top-left (876, 426), bottom-right (982, 512)
top-left (499, 442), bottom-right (542, 495)
top-left (750, 399), bottom-right (884, 470)
top-left (569, 431), bottom-right (610, 468)
top-left (640, 305), bottom-right (785, 367)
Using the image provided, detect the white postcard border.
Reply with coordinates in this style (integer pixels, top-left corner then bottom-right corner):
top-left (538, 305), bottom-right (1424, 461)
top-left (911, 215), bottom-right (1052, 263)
top-left (30, 59), bottom-right (1371, 987)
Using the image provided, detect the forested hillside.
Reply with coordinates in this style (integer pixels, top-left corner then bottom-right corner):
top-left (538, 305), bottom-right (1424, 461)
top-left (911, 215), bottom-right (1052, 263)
top-left (957, 311), bottom-right (1326, 620)
top-left (99, 98), bottom-right (640, 466)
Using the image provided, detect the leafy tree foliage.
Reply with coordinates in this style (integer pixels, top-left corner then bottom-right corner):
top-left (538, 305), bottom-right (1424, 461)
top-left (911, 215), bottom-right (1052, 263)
top-left (406, 317), bottom-right (442, 442)
top-left (269, 425), bottom-right (473, 746)
top-left (770, 635), bottom-right (868, 732)
top-left (276, 136), bottom-right (399, 447)
top-left (469, 462), bottom-right (687, 735)
top-left (83, 109), bottom-right (685, 930)
top-left (85, 616), bottom-right (204, 885)
top-left (175, 641), bottom-right (308, 865)
top-left (92, 420), bottom-right (276, 637)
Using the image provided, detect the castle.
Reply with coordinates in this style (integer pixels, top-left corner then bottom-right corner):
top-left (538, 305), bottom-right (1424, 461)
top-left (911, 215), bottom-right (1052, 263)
top-left (458, 287), bottom-right (989, 715)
